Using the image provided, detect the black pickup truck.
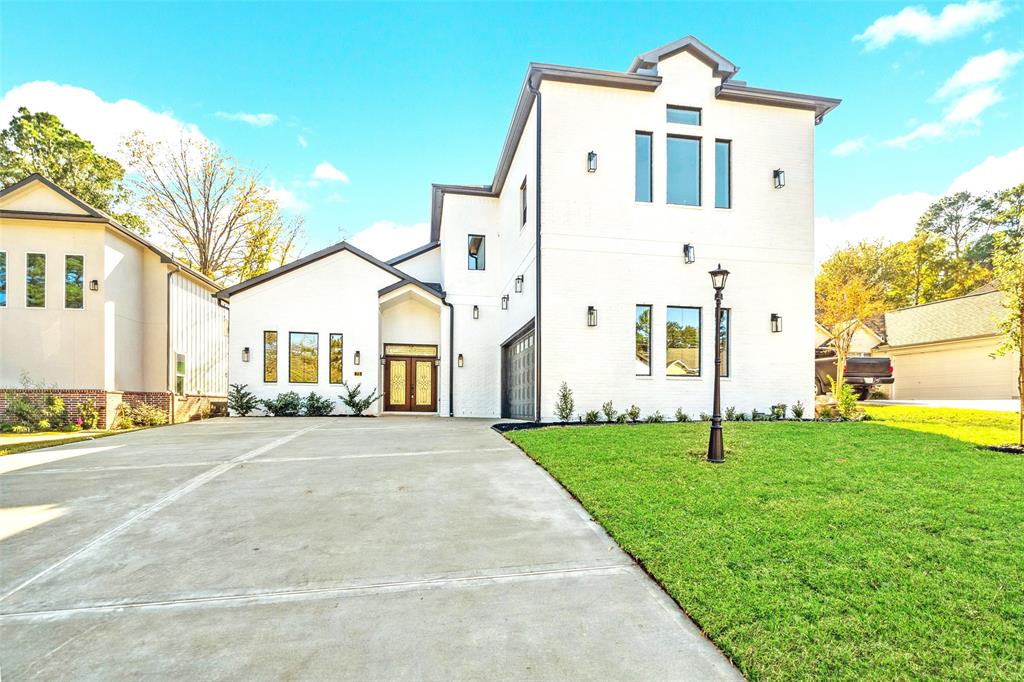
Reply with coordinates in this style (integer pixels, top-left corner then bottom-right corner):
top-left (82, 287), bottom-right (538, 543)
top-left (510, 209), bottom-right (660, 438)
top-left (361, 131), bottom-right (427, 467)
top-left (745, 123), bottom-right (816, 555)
top-left (814, 355), bottom-right (894, 399)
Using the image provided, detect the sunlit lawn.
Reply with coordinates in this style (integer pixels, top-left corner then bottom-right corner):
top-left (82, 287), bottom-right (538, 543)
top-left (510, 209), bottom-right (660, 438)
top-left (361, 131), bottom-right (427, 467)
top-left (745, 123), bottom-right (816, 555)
top-left (506, 416), bottom-right (1023, 681)
top-left (864, 404), bottom-right (1020, 447)
top-left (0, 430), bottom-right (115, 456)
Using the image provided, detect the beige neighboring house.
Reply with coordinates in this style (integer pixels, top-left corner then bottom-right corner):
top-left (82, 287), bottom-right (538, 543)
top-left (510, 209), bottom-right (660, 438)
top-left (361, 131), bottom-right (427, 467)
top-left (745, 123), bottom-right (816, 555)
top-left (814, 321), bottom-right (883, 357)
top-left (873, 285), bottom-right (1019, 400)
top-left (0, 174), bottom-right (228, 428)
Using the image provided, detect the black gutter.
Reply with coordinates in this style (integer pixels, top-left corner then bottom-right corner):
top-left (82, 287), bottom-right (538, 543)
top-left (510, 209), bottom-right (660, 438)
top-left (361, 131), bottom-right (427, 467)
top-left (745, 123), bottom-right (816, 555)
top-left (529, 76), bottom-right (543, 422)
top-left (443, 298), bottom-right (455, 417)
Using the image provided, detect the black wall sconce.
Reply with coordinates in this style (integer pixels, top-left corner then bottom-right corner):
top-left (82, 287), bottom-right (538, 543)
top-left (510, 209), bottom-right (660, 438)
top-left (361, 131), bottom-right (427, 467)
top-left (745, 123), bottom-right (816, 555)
top-left (587, 151), bottom-right (597, 173)
top-left (587, 306), bottom-right (598, 327)
top-left (457, 353), bottom-right (464, 368)
top-left (501, 294), bottom-right (509, 310)
top-left (773, 169), bottom-right (785, 189)
top-left (380, 356), bottom-right (387, 367)
top-left (472, 305), bottom-right (479, 319)
top-left (683, 243), bottom-right (695, 264)
top-left (515, 275), bottom-right (524, 293)
top-left (241, 347), bottom-right (250, 363)
top-left (354, 350), bottom-right (361, 365)
top-left (771, 313), bottom-right (783, 333)
top-left (89, 279), bottom-right (99, 291)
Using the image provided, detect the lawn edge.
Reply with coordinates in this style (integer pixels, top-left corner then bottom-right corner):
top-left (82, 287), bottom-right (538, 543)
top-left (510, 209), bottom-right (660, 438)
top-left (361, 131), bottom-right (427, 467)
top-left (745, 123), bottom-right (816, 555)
top-left (498, 428), bottom-right (747, 678)
top-left (0, 425), bottom-right (160, 457)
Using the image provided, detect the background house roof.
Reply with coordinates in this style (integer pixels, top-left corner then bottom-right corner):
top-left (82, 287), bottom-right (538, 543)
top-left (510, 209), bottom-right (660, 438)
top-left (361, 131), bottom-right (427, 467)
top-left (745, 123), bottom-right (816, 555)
top-left (882, 288), bottom-right (1007, 348)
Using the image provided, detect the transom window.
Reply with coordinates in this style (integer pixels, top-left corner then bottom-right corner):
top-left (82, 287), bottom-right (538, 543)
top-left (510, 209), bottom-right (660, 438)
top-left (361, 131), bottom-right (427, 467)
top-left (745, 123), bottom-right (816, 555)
top-left (666, 306), bottom-right (701, 376)
top-left (467, 234), bottom-right (486, 270)
top-left (667, 106), bottom-right (701, 126)
top-left (65, 255), bottom-right (84, 309)
top-left (288, 332), bottom-right (318, 384)
top-left (635, 305), bottom-right (652, 376)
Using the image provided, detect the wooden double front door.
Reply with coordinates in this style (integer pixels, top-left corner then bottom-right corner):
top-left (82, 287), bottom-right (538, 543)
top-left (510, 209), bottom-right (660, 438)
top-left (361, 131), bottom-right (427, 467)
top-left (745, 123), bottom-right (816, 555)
top-left (384, 346), bottom-right (437, 412)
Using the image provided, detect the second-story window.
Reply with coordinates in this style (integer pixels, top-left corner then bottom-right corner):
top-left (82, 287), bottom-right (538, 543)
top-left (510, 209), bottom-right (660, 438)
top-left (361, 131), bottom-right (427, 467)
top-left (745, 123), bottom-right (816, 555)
top-left (65, 255), bottom-right (84, 309)
top-left (26, 253), bottom-right (46, 308)
top-left (467, 234), bottom-right (486, 270)
top-left (635, 132), bottom-right (652, 202)
top-left (667, 135), bottom-right (701, 206)
top-left (520, 177), bottom-right (528, 227)
top-left (715, 140), bottom-right (731, 209)
top-left (667, 106), bottom-right (701, 126)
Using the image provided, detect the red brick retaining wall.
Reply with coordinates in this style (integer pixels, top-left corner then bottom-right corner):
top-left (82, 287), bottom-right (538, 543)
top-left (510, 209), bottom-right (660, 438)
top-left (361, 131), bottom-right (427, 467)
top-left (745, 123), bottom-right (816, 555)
top-left (2, 388), bottom-right (225, 428)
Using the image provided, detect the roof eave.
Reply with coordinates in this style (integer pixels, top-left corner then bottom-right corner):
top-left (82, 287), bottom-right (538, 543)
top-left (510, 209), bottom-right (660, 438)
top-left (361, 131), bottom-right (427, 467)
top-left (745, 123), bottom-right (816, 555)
top-left (716, 82), bottom-right (842, 123)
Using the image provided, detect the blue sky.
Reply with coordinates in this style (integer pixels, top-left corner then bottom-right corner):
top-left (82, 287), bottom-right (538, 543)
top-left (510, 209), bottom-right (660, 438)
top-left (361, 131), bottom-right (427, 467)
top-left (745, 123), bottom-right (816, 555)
top-left (2, 1), bottom-right (1022, 261)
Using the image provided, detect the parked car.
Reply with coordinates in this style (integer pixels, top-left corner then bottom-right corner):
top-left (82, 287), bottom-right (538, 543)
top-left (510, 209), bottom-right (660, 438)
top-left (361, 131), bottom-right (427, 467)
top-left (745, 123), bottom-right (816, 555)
top-left (815, 355), bottom-right (894, 399)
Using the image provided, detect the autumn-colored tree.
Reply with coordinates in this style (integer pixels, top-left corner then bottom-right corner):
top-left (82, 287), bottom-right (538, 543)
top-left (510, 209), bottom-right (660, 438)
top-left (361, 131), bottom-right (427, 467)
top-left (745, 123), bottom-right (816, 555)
top-left (990, 230), bottom-right (1024, 446)
top-left (815, 266), bottom-right (885, 386)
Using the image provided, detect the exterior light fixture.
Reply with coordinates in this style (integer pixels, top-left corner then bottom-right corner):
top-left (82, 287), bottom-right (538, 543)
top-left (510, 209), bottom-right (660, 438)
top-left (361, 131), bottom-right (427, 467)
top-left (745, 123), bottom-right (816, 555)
top-left (771, 313), bottom-right (782, 333)
top-left (707, 263), bottom-right (731, 464)
top-left (354, 350), bottom-right (361, 365)
top-left (457, 353), bottom-right (464, 368)
top-left (89, 279), bottom-right (99, 291)
top-left (773, 169), bottom-right (785, 189)
top-left (683, 244), bottom-right (695, 264)
top-left (515, 275), bottom-right (524, 293)
top-left (473, 305), bottom-right (480, 319)
top-left (587, 151), bottom-right (597, 173)
top-left (501, 294), bottom-right (509, 310)
top-left (587, 306), bottom-right (598, 327)
top-left (241, 347), bottom-right (251, 363)
top-left (380, 356), bottom-right (386, 366)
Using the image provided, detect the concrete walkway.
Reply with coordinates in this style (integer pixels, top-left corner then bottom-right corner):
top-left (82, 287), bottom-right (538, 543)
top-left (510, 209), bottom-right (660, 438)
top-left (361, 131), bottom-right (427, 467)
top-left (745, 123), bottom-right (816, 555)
top-left (0, 417), bottom-right (740, 680)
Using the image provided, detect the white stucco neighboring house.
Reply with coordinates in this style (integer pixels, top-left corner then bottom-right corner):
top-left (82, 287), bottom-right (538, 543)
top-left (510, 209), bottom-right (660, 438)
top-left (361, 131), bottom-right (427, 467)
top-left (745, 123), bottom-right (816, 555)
top-left (220, 35), bottom-right (840, 420)
top-left (0, 174), bottom-right (228, 427)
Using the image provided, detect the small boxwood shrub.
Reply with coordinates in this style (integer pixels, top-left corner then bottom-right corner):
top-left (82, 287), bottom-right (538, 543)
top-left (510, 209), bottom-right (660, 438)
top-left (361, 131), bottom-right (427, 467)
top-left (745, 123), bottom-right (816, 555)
top-left (304, 392), bottom-right (335, 416)
top-left (626, 405), bottom-right (641, 423)
top-left (792, 401), bottom-right (805, 419)
top-left (261, 391), bottom-right (303, 417)
top-left (583, 409), bottom-right (600, 424)
top-left (601, 400), bottom-right (617, 423)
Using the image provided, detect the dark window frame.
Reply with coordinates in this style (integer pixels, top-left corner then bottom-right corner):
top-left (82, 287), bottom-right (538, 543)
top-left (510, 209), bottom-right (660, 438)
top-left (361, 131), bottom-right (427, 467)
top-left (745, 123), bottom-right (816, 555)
top-left (635, 131), bottom-right (653, 203)
top-left (263, 330), bottom-right (278, 383)
top-left (288, 331), bottom-right (319, 384)
top-left (329, 333), bottom-right (344, 384)
top-left (64, 254), bottom-right (85, 310)
top-left (666, 305), bottom-right (703, 378)
top-left (715, 139), bottom-right (732, 209)
top-left (467, 234), bottom-right (486, 270)
top-left (666, 105), bottom-right (702, 126)
top-left (520, 177), bottom-right (528, 228)
top-left (666, 134), bottom-right (702, 207)
top-left (26, 252), bottom-right (46, 308)
top-left (635, 303), bottom-right (653, 377)
top-left (719, 307), bottom-right (731, 378)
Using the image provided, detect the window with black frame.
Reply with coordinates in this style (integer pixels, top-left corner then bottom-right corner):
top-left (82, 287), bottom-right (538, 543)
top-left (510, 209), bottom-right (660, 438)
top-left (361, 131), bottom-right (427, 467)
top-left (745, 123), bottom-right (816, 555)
top-left (666, 306), bottom-right (701, 376)
top-left (329, 333), bottom-right (343, 384)
top-left (467, 234), bottom-right (486, 270)
top-left (289, 332), bottom-right (318, 383)
top-left (636, 305), bottom-right (652, 376)
top-left (264, 331), bottom-right (278, 382)
top-left (719, 308), bottom-right (731, 377)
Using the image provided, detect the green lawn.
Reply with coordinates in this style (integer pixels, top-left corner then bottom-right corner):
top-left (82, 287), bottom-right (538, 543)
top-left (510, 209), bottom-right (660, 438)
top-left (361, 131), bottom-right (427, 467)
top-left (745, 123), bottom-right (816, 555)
top-left (864, 404), bottom-right (1021, 447)
top-left (507, 415), bottom-right (1024, 681)
top-left (0, 430), bottom-right (117, 456)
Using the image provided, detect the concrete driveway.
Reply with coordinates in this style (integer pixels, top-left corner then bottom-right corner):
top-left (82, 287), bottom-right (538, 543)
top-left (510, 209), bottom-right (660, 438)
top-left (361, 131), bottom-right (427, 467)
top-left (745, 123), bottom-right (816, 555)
top-left (1, 417), bottom-right (739, 680)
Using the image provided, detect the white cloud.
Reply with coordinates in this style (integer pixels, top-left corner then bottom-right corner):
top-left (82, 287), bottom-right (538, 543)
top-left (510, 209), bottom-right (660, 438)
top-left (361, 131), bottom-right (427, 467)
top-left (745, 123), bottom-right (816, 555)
top-left (313, 161), bottom-right (350, 184)
top-left (816, 145), bottom-right (1024, 264)
top-left (348, 221), bottom-right (430, 261)
top-left (935, 48), bottom-right (1024, 97)
top-left (215, 111), bottom-right (278, 127)
top-left (831, 137), bottom-right (868, 157)
top-left (266, 181), bottom-right (308, 213)
top-left (884, 122), bottom-right (948, 148)
top-left (0, 81), bottom-right (207, 166)
top-left (854, 0), bottom-right (1005, 50)
top-left (297, 135), bottom-right (308, 148)
top-left (943, 85), bottom-right (1003, 122)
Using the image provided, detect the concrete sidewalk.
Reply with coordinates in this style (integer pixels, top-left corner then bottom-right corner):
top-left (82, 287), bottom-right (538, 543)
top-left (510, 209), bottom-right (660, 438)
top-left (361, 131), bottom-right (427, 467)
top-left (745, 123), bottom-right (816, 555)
top-left (0, 417), bottom-right (741, 680)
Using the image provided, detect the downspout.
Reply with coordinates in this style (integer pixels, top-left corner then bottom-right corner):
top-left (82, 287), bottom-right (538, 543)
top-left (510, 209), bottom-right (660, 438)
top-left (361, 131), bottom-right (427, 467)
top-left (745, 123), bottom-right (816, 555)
top-left (443, 297), bottom-right (455, 417)
top-left (166, 264), bottom-right (181, 423)
top-left (529, 76), bottom-right (543, 421)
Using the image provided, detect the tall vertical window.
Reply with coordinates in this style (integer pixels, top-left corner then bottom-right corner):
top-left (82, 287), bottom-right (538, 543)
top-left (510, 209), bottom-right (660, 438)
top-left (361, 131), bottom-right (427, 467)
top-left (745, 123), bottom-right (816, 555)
top-left (719, 308), bottom-right (731, 377)
top-left (666, 306), bottom-right (702, 376)
top-left (26, 253), bottom-right (46, 308)
top-left (635, 132), bottom-right (652, 203)
top-left (635, 304), bottom-right (652, 376)
top-left (715, 140), bottom-right (731, 209)
top-left (289, 332), bottom-right (319, 383)
top-left (329, 333), bottom-right (343, 384)
top-left (667, 106), bottom-right (701, 125)
top-left (520, 177), bottom-right (528, 227)
top-left (0, 252), bottom-right (7, 307)
top-left (263, 331), bottom-right (278, 382)
top-left (65, 255), bottom-right (84, 309)
top-left (175, 354), bottom-right (186, 395)
top-left (467, 234), bottom-right (486, 270)
top-left (667, 136), bottom-right (700, 206)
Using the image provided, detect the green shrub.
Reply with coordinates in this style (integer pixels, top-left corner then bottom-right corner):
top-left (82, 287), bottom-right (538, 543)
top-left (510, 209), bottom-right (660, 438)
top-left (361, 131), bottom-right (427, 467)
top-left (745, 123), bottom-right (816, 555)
top-left (615, 414), bottom-right (628, 424)
top-left (724, 406), bottom-right (737, 421)
top-left (601, 400), bottom-right (617, 423)
top-left (792, 400), bottom-right (805, 419)
top-left (36, 418), bottom-right (51, 430)
top-left (228, 383), bottom-right (260, 416)
top-left (645, 411), bottom-right (665, 423)
top-left (675, 408), bottom-right (690, 422)
top-left (829, 376), bottom-right (862, 420)
top-left (304, 392), bottom-right (335, 416)
top-left (555, 382), bottom-right (575, 422)
top-left (700, 412), bottom-right (712, 421)
top-left (626, 405), bottom-right (641, 423)
top-left (5, 393), bottom-right (40, 427)
top-left (736, 412), bottom-right (749, 422)
top-left (78, 398), bottom-right (100, 430)
top-left (62, 423), bottom-right (83, 432)
top-left (114, 401), bottom-right (168, 429)
top-left (583, 409), bottom-right (600, 424)
top-left (771, 403), bottom-right (788, 420)
top-left (44, 396), bottom-right (67, 427)
top-left (337, 382), bottom-right (380, 416)
top-left (10, 424), bottom-right (31, 434)
top-left (818, 405), bottom-right (836, 420)
top-left (261, 391), bottom-right (303, 417)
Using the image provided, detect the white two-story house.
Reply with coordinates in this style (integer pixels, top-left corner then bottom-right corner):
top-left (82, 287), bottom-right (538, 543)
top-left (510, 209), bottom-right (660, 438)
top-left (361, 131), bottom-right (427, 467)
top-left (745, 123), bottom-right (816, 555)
top-left (221, 36), bottom-right (839, 420)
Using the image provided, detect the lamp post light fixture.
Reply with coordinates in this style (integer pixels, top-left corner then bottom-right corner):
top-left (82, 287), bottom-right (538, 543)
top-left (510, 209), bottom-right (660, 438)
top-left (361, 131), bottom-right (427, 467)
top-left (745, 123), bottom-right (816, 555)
top-left (241, 347), bottom-right (251, 363)
top-left (773, 169), bottom-right (785, 189)
top-left (515, 275), bottom-right (524, 293)
top-left (88, 279), bottom-right (99, 292)
top-left (708, 263), bottom-right (730, 463)
top-left (587, 306), bottom-right (598, 327)
top-left (683, 243), bottom-right (695, 264)
top-left (354, 350), bottom-right (361, 365)
top-left (473, 305), bottom-right (480, 319)
top-left (587, 151), bottom-right (598, 173)
top-left (457, 353), bottom-right (464, 368)
top-left (771, 313), bottom-right (782, 333)
top-left (501, 294), bottom-right (509, 310)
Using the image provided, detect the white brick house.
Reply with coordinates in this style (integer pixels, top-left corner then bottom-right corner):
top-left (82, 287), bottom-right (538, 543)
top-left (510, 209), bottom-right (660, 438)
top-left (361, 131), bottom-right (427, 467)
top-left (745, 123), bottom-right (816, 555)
top-left (221, 36), bottom-right (839, 421)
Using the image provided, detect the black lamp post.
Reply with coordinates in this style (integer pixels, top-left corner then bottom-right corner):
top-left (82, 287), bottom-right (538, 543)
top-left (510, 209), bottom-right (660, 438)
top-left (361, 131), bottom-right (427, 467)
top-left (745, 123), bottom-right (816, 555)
top-left (708, 264), bottom-right (730, 463)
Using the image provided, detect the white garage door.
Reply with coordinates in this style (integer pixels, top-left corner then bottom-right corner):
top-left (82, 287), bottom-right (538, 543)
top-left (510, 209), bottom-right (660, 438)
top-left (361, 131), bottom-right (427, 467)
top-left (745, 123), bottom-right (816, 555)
top-left (891, 338), bottom-right (1019, 400)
